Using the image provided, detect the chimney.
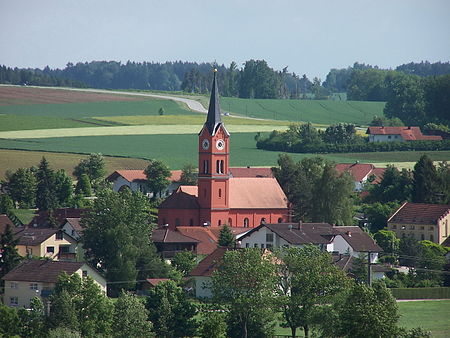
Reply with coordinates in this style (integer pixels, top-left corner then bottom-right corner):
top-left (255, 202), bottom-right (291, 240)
top-left (347, 231), bottom-right (352, 237)
top-left (298, 220), bottom-right (302, 230)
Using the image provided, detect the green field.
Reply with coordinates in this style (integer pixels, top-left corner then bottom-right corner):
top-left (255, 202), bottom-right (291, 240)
top-left (1, 133), bottom-right (449, 173)
top-left (220, 97), bottom-right (385, 125)
top-left (398, 300), bottom-right (450, 337)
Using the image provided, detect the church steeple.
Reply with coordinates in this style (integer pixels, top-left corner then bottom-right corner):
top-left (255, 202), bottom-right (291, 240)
top-left (204, 69), bottom-right (223, 136)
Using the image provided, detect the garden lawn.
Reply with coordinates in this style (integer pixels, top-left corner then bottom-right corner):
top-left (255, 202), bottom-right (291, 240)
top-left (398, 300), bottom-right (450, 337)
top-left (1, 133), bottom-right (449, 173)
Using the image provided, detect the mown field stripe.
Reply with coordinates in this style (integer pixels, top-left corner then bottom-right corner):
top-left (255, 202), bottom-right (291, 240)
top-left (0, 125), bottom-right (287, 139)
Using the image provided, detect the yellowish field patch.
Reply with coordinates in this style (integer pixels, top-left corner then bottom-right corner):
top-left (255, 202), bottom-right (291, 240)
top-left (94, 115), bottom-right (289, 126)
top-left (0, 124), bottom-right (287, 139)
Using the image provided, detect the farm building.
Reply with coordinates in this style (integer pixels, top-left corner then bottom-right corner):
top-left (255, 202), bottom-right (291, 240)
top-left (158, 70), bottom-right (290, 229)
top-left (366, 126), bottom-right (442, 142)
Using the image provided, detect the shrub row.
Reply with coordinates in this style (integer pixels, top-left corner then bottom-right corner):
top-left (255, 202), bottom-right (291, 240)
top-left (390, 287), bottom-right (450, 299)
top-left (256, 138), bottom-right (450, 154)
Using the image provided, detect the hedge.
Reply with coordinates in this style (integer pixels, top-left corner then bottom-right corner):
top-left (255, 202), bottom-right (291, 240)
top-left (390, 287), bottom-right (450, 299)
top-left (256, 138), bottom-right (450, 154)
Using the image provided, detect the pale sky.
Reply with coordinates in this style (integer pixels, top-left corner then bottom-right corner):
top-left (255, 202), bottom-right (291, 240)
top-left (1, 0), bottom-right (449, 80)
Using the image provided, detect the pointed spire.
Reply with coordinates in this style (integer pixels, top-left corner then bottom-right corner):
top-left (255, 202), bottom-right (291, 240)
top-left (205, 68), bottom-right (222, 135)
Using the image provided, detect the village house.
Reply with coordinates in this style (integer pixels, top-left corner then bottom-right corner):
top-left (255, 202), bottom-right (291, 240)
top-left (238, 222), bottom-right (382, 263)
top-left (2, 260), bottom-right (106, 308)
top-left (158, 70), bottom-right (290, 229)
top-left (366, 126), bottom-right (442, 143)
top-left (387, 202), bottom-right (450, 244)
top-left (335, 162), bottom-right (385, 191)
top-left (106, 169), bottom-right (183, 197)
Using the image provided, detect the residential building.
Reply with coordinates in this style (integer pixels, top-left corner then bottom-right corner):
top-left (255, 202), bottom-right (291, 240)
top-left (335, 163), bottom-right (385, 191)
top-left (158, 71), bottom-right (290, 229)
top-left (387, 202), bottom-right (450, 244)
top-left (152, 227), bottom-right (199, 259)
top-left (106, 169), bottom-right (182, 197)
top-left (366, 126), bottom-right (442, 143)
top-left (2, 260), bottom-right (106, 308)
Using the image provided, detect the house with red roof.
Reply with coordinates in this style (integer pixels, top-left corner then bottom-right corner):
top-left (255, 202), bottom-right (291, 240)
top-left (387, 202), bottom-right (450, 244)
top-left (106, 169), bottom-right (183, 198)
top-left (158, 71), bottom-right (290, 230)
top-left (366, 126), bottom-right (442, 143)
top-left (335, 163), bottom-right (385, 191)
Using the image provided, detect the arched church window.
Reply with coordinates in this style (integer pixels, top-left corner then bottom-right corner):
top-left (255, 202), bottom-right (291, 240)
top-left (228, 218), bottom-right (232, 227)
top-left (218, 220), bottom-right (221, 226)
top-left (219, 188), bottom-right (222, 198)
top-left (260, 217), bottom-right (266, 224)
top-left (220, 160), bottom-right (224, 173)
top-left (203, 189), bottom-right (207, 198)
top-left (203, 160), bottom-right (209, 174)
top-left (243, 218), bottom-right (249, 227)
top-left (278, 217), bottom-right (283, 223)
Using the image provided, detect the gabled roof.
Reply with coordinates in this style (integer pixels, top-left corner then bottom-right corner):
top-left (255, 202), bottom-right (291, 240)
top-left (335, 163), bottom-right (375, 182)
top-left (158, 189), bottom-right (200, 209)
top-left (334, 226), bottom-right (382, 252)
top-left (146, 278), bottom-right (170, 286)
top-left (152, 227), bottom-right (199, 244)
top-left (65, 218), bottom-right (83, 232)
top-left (366, 126), bottom-right (442, 141)
top-left (228, 177), bottom-right (288, 209)
top-left (14, 228), bottom-right (72, 246)
top-left (2, 260), bottom-right (84, 283)
top-left (230, 167), bottom-right (273, 178)
top-left (28, 208), bottom-right (87, 228)
top-left (388, 202), bottom-right (450, 225)
top-left (106, 170), bottom-right (182, 183)
top-left (190, 247), bottom-right (230, 277)
top-left (240, 222), bottom-right (338, 245)
top-left (0, 214), bottom-right (15, 234)
top-left (176, 226), bottom-right (219, 255)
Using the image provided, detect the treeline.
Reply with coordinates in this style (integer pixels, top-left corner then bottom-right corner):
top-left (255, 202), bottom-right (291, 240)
top-left (0, 65), bottom-right (86, 88)
top-left (256, 123), bottom-right (450, 154)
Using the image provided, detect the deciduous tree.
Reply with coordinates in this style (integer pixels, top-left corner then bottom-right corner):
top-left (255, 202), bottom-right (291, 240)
top-left (179, 163), bottom-right (197, 186)
top-left (6, 167), bottom-right (37, 208)
top-left (171, 250), bottom-right (197, 276)
top-left (144, 159), bottom-right (171, 199)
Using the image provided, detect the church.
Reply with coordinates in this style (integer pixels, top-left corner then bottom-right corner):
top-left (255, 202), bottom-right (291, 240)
top-left (158, 70), bottom-right (290, 230)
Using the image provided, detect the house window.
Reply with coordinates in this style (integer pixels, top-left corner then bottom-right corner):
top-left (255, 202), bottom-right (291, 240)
top-left (30, 283), bottom-right (38, 290)
top-left (203, 160), bottom-right (209, 174)
top-left (388, 135), bottom-right (391, 139)
top-left (60, 245), bottom-right (70, 253)
top-left (420, 226), bottom-right (425, 230)
top-left (430, 234), bottom-right (434, 242)
top-left (56, 231), bottom-right (63, 240)
top-left (421, 234), bottom-right (425, 240)
top-left (10, 282), bottom-right (18, 289)
top-left (10, 297), bottom-right (18, 306)
top-left (266, 233), bottom-right (274, 242)
top-left (410, 225), bottom-right (415, 230)
top-left (216, 160), bottom-right (223, 174)
top-left (254, 243), bottom-right (258, 248)
top-left (266, 243), bottom-right (273, 249)
top-left (243, 218), bottom-right (249, 227)
top-left (46, 246), bottom-right (55, 253)
top-left (245, 243), bottom-right (250, 248)
top-left (261, 244), bottom-right (265, 248)
top-left (82, 270), bottom-right (88, 278)
top-left (429, 226), bottom-right (434, 231)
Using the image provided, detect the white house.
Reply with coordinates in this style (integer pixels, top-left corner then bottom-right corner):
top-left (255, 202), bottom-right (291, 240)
top-left (2, 260), bottom-right (106, 308)
top-left (106, 169), bottom-right (182, 197)
top-left (366, 126), bottom-right (442, 143)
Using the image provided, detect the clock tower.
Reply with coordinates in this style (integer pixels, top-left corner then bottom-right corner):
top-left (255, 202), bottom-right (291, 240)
top-left (198, 69), bottom-right (230, 227)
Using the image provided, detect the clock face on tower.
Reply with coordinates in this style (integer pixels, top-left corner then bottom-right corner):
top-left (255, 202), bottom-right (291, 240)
top-left (216, 139), bottom-right (225, 150)
top-left (202, 139), bottom-right (210, 150)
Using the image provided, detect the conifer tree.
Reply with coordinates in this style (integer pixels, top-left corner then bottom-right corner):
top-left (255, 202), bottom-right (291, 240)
top-left (36, 157), bottom-right (58, 211)
top-left (218, 225), bottom-right (235, 247)
top-left (412, 155), bottom-right (440, 203)
top-left (0, 224), bottom-right (21, 281)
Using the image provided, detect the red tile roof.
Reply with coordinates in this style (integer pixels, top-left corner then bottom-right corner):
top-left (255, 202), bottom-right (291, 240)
top-left (367, 126), bottom-right (442, 141)
top-left (228, 177), bottom-right (288, 209)
top-left (230, 167), bottom-right (273, 178)
top-left (190, 247), bottom-right (230, 277)
top-left (176, 227), bottom-right (219, 255)
top-left (388, 202), bottom-right (450, 225)
top-left (2, 260), bottom-right (84, 283)
top-left (159, 189), bottom-right (200, 209)
top-left (146, 278), bottom-right (170, 286)
top-left (335, 163), bottom-right (375, 182)
top-left (106, 170), bottom-right (182, 183)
